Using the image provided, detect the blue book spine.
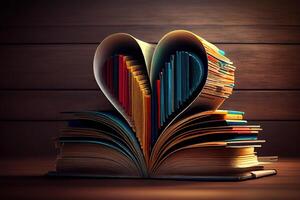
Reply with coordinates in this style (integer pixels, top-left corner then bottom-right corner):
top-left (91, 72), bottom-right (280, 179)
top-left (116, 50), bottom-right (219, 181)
top-left (172, 54), bottom-right (177, 110)
top-left (190, 54), bottom-right (195, 91)
top-left (176, 51), bottom-right (182, 107)
top-left (170, 55), bottom-right (175, 113)
top-left (164, 63), bottom-right (169, 118)
top-left (181, 52), bottom-right (186, 102)
top-left (186, 52), bottom-right (190, 96)
top-left (161, 70), bottom-right (165, 124)
top-left (167, 62), bottom-right (172, 116)
top-left (163, 65), bottom-right (168, 120)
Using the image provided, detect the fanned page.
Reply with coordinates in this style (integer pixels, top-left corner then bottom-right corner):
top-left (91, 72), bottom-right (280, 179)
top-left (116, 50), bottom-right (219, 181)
top-left (56, 111), bottom-right (147, 177)
top-left (53, 30), bottom-right (277, 180)
top-left (150, 110), bottom-right (269, 176)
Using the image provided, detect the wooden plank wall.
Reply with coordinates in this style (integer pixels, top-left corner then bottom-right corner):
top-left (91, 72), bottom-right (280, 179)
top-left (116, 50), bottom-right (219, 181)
top-left (1, 0), bottom-right (300, 158)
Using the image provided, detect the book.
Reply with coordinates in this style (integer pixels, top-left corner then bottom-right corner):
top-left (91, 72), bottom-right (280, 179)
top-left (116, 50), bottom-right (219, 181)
top-left (51, 30), bottom-right (277, 180)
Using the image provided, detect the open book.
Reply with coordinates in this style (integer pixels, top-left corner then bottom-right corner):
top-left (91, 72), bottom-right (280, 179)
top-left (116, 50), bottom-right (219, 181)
top-left (51, 30), bottom-right (277, 181)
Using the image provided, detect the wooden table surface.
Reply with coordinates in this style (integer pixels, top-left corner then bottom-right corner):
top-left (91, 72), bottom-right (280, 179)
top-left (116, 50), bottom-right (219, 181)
top-left (0, 158), bottom-right (299, 200)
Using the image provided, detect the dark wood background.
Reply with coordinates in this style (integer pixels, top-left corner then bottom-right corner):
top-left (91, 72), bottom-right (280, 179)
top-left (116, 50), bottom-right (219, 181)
top-left (1, 0), bottom-right (300, 159)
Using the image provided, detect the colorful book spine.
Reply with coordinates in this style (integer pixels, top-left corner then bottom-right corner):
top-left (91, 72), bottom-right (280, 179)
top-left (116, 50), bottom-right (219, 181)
top-left (181, 52), bottom-right (186, 102)
top-left (161, 71), bottom-right (165, 126)
top-left (185, 52), bottom-right (190, 96)
top-left (167, 62), bottom-right (172, 116)
top-left (170, 55), bottom-right (175, 113)
top-left (154, 51), bottom-right (206, 130)
top-left (176, 51), bottom-right (181, 109)
top-left (102, 55), bottom-right (153, 155)
top-left (101, 49), bottom-right (226, 152)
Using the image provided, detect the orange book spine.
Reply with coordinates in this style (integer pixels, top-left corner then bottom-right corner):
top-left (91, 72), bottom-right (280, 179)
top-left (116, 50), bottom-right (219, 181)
top-left (145, 95), bottom-right (151, 158)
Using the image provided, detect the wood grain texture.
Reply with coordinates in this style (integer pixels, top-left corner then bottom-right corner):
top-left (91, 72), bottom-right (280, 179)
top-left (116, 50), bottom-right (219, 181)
top-left (1, 44), bottom-right (300, 89)
top-left (0, 2), bottom-right (300, 199)
top-left (0, 121), bottom-right (298, 158)
top-left (0, 121), bottom-right (63, 158)
top-left (1, 0), bottom-right (300, 26)
top-left (0, 90), bottom-right (299, 120)
top-left (221, 91), bottom-right (300, 120)
top-left (0, 0), bottom-right (299, 159)
top-left (0, 45), bottom-right (98, 89)
top-left (1, 25), bottom-right (300, 44)
top-left (0, 158), bottom-right (300, 200)
top-left (254, 121), bottom-right (300, 157)
top-left (0, 90), bottom-right (112, 120)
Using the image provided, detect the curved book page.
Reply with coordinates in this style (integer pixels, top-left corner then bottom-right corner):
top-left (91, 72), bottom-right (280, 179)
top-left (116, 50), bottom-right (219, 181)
top-left (93, 33), bottom-right (155, 157)
top-left (94, 33), bottom-right (155, 126)
top-left (150, 30), bottom-right (235, 143)
top-left (93, 30), bottom-right (235, 156)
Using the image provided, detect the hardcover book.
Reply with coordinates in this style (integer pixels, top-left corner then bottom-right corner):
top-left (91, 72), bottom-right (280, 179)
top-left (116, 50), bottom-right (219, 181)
top-left (50, 30), bottom-right (277, 181)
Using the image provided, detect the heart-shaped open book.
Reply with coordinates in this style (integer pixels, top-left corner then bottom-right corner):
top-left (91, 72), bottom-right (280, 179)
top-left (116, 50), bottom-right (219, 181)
top-left (51, 30), bottom-right (277, 181)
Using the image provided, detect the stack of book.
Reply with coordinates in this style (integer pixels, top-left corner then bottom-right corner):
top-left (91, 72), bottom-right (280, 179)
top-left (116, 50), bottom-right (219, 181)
top-left (50, 30), bottom-right (277, 181)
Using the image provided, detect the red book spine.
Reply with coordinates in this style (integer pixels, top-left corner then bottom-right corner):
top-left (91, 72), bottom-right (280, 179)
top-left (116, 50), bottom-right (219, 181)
top-left (156, 80), bottom-right (161, 129)
top-left (122, 56), bottom-right (126, 110)
top-left (123, 57), bottom-right (128, 113)
top-left (207, 55), bottom-right (218, 63)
